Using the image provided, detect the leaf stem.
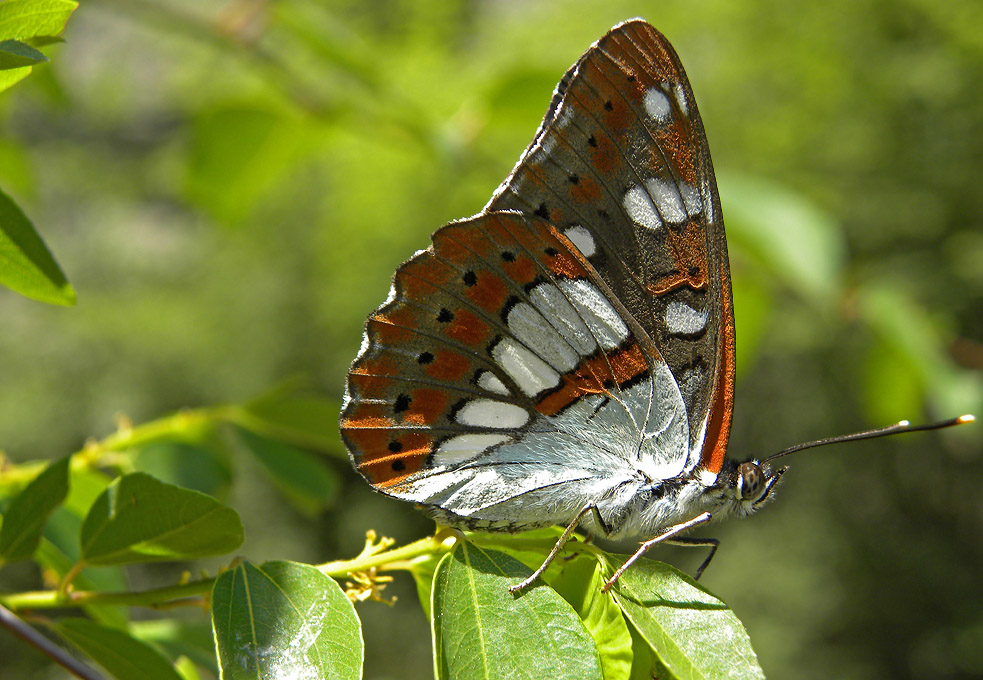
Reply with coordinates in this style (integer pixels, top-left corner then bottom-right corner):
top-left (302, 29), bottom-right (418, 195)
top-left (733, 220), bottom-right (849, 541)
top-left (58, 561), bottom-right (86, 597)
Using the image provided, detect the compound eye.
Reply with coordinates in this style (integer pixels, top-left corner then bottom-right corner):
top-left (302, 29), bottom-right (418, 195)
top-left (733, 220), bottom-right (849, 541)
top-left (739, 463), bottom-right (763, 500)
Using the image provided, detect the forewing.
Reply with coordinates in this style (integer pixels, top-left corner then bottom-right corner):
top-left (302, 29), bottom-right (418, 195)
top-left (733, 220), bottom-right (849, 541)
top-left (487, 20), bottom-right (735, 470)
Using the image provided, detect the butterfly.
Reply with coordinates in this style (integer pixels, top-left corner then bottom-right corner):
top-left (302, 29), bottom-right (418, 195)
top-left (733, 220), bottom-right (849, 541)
top-left (339, 19), bottom-right (972, 592)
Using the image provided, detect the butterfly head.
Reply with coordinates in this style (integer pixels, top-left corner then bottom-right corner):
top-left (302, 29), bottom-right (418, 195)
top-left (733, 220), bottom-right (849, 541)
top-left (707, 459), bottom-right (787, 519)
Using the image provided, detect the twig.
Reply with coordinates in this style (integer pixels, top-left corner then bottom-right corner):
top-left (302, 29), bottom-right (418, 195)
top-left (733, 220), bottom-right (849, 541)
top-left (0, 603), bottom-right (104, 680)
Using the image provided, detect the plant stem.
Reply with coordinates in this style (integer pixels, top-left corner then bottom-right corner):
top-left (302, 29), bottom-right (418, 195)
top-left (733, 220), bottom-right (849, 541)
top-left (467, 532), bottom-right (606, 559)
top-left (318, 533), bottom-right (455, 577)
top-left (0, 603), bottom-right (105, 680)
top-left (2, 578), bottom-right (215, 612)
top-left (4, 535), bottom-right (451, 612)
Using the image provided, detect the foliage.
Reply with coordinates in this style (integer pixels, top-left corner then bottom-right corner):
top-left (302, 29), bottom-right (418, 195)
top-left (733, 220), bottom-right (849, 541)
top-left (0, 1), bottom-right (981, 679)
top-left (0, 0), bottom-right (75, 304)
top-left (1, 410), bottom-right (769, 678)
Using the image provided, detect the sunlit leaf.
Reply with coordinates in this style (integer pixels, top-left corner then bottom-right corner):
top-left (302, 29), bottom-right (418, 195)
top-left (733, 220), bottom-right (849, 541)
top-left (0, 65), bottom-right (30, 92)
top-left (80, 473), bottom-right (243, 565)
top-left (0, 187), bottom-right (74, 304)
top-left (410, 551), bottom-right (442, 620)
top-left (432, 543), bottom-right (602, 680)
top-left (211, 560), bottom-right (363, 680)
top-left (173, 656), bottom-right (202, 680)
top-left (130, 620), bottom-right (218, 676)
top-left (549, 556), bottom-right (633, 680)
top-left (611, 560), bottom-right (764, 680)
top-left (55, 618), bottom-right (183, 680)
top-left (0, 455), bottom-right (69, 562)
top-left (0, 0), bottom-right (77, 40)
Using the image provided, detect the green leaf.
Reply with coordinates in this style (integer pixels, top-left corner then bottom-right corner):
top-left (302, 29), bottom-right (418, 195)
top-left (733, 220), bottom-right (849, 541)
top-left (240, 389), bottom-right (345, 455)
top-left (55, 618), bottom-right (183, 680)
top-left (235, 427), bottom-right (338, 516)
top-left (38, 470), bottom-right (129, 627)
top-left (80, 473), bottom-right (243, 566)
top-left (173, 656), bottom-right (202, 680)
top-left (0, 39), bottom-right (46, 69)
top-left (720, 172), bottom-right (844, 305)
top-left (0, 455), bottom-right (69, 562)
top-left (0, 65), bottom-right (30, 93)
top-left (610, 560), bottom-right (764, 680)
top-left (24, 34), bottom-right (64, 47)
top-left (211, 560), bottom-right (363, 680)
top-left (0, 0), bottom-right (77, 41)
top-left (134, 440), bottom-right (232, 498)
top-left (410, 551), bottom-right (442, 619)
top-left (432, 543), bottom-right (603, 680)
top-left (550, 556), bottom-right (634, 680)
top-left (858, 285), bottom-right (983, 421)
top-left (130, 620), bottom-right (218, 676)
top-left (0, 187), bottom-right (74, 304)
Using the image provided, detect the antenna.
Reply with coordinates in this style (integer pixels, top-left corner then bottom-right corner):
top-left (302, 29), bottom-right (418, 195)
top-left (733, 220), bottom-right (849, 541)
top-left (763, 414), bottom-right (975, 463)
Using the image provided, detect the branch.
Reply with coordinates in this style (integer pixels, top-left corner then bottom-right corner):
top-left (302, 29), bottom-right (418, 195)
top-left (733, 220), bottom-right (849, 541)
top-left (2, 578), bottom-right (214, 612)
top-left (0, 603), bottom-right (104, 680)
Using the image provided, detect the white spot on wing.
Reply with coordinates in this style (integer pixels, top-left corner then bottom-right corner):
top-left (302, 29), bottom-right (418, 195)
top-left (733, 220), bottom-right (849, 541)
top-left (665, 301), bottom-right (709, 335)
top-left (674, 82), bottom-right (689, 116)
top-left (492, 338), bottom-right (561, 396)
top-left (477, 371), bottom-right (510, 396)
top-left (624, 179), bottom-right (694, 230)
top-left (507, 303), bottom-right (579, 372)
top-left (529, 283), bottom-right (598, 356)
top-left (643, 87), bottom-right (672, 122)
top-left (433, 434), bottom-right (509, 466)
top-left (623, 183), bottom-right (662, 231)
top-left (557, 279), bottom-right (629, 350)
top-left (646, 179), bottom-right (687, 224)
top-left (679, 182), bottom-right (703, 217)
top-left (455, 399), bottom-right (529, 429)
top-left (564, 225), bottom-right (596, 257)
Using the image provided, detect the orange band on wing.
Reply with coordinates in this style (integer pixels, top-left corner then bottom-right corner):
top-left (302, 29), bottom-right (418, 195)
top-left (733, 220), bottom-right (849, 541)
top-left (535, 343), bottom-right (648, 416)
top-left (698, 261), bottom-right (735, 474)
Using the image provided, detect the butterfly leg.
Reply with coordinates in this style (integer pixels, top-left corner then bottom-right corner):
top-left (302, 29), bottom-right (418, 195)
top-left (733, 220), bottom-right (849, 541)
top-left (600, 512), bottom-right (712, 592)
top-left (664, 536), bottom-right (720, 580)
top-left (509, 501), bottom-right (602, 594)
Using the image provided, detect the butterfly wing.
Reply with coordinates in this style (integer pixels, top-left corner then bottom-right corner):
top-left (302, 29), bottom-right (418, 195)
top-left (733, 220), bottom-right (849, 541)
top-left (341, 20), bottom-right (736, 536)
top-left (487, 20), bottom-right (735, 473)
top-left (341, 211), bottom-right (692, 533)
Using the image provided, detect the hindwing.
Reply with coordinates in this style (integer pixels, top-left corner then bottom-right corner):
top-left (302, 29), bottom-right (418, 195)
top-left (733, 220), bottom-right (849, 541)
top-left (341, 212), bottom-right (692, 530)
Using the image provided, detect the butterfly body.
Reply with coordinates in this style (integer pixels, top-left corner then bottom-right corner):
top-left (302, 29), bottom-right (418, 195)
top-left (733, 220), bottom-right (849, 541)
top-left (341, 20), bottom-right (784, 570)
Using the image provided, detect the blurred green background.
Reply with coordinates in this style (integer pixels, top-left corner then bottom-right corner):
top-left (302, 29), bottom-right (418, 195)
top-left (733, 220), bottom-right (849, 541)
top-left (1, 0), bottom-right (981, 678)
